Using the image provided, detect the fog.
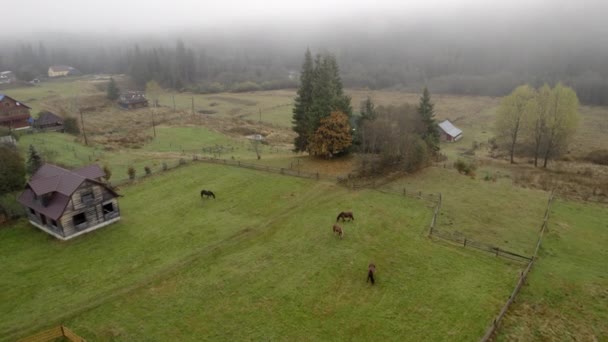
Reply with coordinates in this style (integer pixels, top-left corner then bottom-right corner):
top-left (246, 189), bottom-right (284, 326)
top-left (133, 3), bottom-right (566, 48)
top-left (2, 0), bottom-right (608, 104)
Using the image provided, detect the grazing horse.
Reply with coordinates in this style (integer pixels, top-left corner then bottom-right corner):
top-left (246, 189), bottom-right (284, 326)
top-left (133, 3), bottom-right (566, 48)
top-left (336, 211), bottom-right (354, 222)
top-left (367, 263), bottom-right (376, 285)
top-left (332, 224), bottom-right (344, 239)
top-left (200, 190), bottom-right (216, 199)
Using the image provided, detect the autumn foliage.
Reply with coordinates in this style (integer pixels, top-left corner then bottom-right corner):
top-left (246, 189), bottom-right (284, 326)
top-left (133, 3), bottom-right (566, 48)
top-left (308, 111), bottom-right (352, 157)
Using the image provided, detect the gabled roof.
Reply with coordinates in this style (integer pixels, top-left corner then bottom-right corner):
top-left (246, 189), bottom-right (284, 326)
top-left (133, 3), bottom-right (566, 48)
top-left (17, 164), bottom-right (117, 220)
top-left (49, 65), bottom-right (74, 72)
top-left (438, 120), bottom-right (463, 138)
top-left (0, 94), bottom-right (32, 109)
top-left (35, 111), bottom-right (64, 126)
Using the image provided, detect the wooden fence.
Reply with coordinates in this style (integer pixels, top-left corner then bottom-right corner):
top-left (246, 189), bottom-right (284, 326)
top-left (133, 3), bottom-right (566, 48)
top-left (17, 325), bottom-right (85, 342)
top-left (427, 192), bottom-right (533, 263)
top-left (479, 190), bottom-right (555, 342)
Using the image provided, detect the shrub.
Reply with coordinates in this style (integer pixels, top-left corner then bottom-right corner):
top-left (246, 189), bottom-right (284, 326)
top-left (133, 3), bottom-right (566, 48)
top-left (587, 149), bottom-right (608, 165)
top-left (0, 193), bottom-right (24, 221)
top-left (127, 166), bottom-right (136, 180)
top-left (144, 166), bottom-right (151, 175)
top-left (0, 145), bottom-right (25, 194)
top-left (103, 165), bottom-right (112, 181)
top-left (63, 117), bottom-right (80, 135)
top-left (231, 81), bottom-right (261, 93)
top-left (454, 159), bottom-right (477, 176)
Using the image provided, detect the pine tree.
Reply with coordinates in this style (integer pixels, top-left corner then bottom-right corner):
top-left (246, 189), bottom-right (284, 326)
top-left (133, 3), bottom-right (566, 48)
top-left (107, 77), bottom-right (120, 101)
top-left (26, 145), bottom-right (43, 175)
top-left (292, 49), bottom-right (314, 152)
top-left (417, 87), bottom-right (440, 150)
top-left (354, 97), bottom-right (376, 147)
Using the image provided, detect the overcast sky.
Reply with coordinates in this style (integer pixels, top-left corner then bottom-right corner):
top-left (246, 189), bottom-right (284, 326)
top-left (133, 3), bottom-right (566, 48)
top-left (3, 0), bottom-right (607, 36)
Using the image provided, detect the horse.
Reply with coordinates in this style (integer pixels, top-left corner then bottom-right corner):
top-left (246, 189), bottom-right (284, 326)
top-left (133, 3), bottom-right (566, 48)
top-left (200, 190), bottom-right (216, 199)
top-left (367, 263), bottom-right (376, 285)
top-left (332, 224), bottom-right (344, 239)
top-left (336, 211), bottom-right (354, 222)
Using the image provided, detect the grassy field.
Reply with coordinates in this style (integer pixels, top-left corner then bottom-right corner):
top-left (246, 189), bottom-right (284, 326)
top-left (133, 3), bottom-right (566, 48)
top-left (497, 199), bottom-right (608, 340)
top-left (382, 167), bottom-right (550, 256)
top-left (1, 163), bottom-right (521, 341)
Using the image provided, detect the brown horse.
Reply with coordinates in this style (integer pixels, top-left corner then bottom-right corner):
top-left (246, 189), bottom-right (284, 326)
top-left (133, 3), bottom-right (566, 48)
top-left (367, 263), bottom-right (376, 285)
top-left (336, 211), bottom-right (354, 222)
top-left (332, 224), bottom-right (344, 239)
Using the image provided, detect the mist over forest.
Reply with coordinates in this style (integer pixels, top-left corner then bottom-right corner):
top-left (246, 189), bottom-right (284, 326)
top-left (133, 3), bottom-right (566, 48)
top-left (2, 1), bottom-right (607, 104)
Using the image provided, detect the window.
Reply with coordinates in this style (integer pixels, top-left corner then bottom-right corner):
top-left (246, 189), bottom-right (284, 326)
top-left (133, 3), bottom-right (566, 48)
top-left (73, 213), bottom-right (87, 226)
top-left (81, 191), bottom-right (94, 204)
top-left (29, 208), bottom-right (35, 215)
top-left (102, 202), bottom-right (114, 214)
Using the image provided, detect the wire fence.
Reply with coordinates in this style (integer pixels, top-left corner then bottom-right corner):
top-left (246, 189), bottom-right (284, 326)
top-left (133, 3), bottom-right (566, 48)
top-left (479, 190), bottom-right (555, 342)
top-left (427, 192), bottom-right (534, 264)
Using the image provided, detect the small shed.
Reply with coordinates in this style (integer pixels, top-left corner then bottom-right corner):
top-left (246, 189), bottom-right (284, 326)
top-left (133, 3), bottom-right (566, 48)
top-left (438, 120), bottom-right (463, 142)
top-left (35, 111), bottom-right (64, 131)
top-left (48, 65), bottom-right (81, 78)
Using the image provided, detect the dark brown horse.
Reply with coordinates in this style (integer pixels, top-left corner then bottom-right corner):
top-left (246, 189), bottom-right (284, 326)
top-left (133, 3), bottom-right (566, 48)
top-left (336, 211), bottom-right (354, 222)
top-left (200, 190), bottom-right (216, 199)
top-left (332, 224), bottom-right (344, 239)
top-left (367, 263), bottom-right (376, 285)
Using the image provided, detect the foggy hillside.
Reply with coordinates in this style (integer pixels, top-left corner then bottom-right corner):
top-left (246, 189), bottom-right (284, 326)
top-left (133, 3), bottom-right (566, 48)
top-left (1, 0), bottom-right (607, 104)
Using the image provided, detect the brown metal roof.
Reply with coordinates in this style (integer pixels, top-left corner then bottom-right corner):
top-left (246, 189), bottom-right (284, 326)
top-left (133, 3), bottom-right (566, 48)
top-left (73, 165), bottom-right (105, 180)
top-left (17, 164), bottom-right (116, 221)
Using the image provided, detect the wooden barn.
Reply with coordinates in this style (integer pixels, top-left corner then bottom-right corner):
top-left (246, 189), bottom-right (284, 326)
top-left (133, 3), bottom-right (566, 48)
top-left (0, 94), bottom-right (32, 129)
top-left (438, 120), bottom-right (463, 142)
top-left (34, 111), bottom-right (64, 132)
top-left (117, 91), bottom-right (148, 109)
top-left (48, 65), bottom-right (81, 78)
top-left (17, 164), bottom-right (121, 240)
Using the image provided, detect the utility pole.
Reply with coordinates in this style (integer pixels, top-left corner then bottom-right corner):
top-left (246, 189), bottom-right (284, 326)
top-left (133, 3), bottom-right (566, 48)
top-left (152, 110), bottom-right (157, 138)
top-left (259, 108), bottom-right (262, 123)
top-left (79, 109), bottom-right (88, 146)
top-left (191, 96), bottom-right (194, 119)
top-left (172, 95), bottom-right (176, 112)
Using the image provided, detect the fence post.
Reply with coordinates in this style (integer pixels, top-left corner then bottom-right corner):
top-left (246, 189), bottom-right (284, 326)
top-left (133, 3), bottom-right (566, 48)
top-left (403, 188), bottom-right (406, 196)
top-left (316, 172), bottom-right (319, 180)
top-left (464, 238), bottom-right (467, 247)
top-left (60, 324), bottom-right (65, 336)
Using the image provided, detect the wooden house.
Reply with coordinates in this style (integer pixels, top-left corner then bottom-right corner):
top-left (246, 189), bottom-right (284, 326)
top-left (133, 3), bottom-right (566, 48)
top-left (34, 111), bottom-right (64, 132)
top-left (117, 91), bottom-right (148, 109)
top-left (438, 120), bottom-right (463, 142)
top-left (0, 94), bottom-right (32, 129)
top-left (17, 164), bottom-right (121, 240)
top-left (48, 65), bottom-right (80, 78)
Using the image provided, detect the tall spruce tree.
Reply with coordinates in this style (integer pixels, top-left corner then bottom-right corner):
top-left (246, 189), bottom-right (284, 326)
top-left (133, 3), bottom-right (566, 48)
top-left (26, 145), bottom-right (43, 175)
top-left (292, 49), bottom-right (314, 152)
top-left (107, 77), bottom-right (120, 101)
top-left (417, 87), bottom-right (439, 150)
top-left (292, 50), bottom-right (352, 154)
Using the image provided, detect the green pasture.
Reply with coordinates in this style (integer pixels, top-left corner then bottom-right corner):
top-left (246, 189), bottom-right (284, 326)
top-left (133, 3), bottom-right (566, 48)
top-left (1, 163), bottom-right (520, 341)
top-left (497, 199), bottom-right (608, 341)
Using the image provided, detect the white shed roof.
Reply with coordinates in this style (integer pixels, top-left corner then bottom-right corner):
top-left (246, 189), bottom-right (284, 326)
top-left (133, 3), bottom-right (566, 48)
top-left (438, 120), bottom-right (463, 138)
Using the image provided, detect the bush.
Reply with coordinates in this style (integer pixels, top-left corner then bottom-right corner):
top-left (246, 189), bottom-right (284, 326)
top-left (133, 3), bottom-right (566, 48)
top-left (587, 149), bottom-right (608, 165)
top-left (454, 159), bottom-right (477, 176)
top-left (0, 145), bottom-right (25, 194)
top-left (231, 81), bottom-right (261, 93)
top-left (63, 117), bottom-right (80, 135)
top-left (144, 166), bottom-right (151, 175)
top-left (127, 166), bottom-right (136, 180)
top-left (103, 165), bottom-right (112, 181)
top-left (0, 193), bottom-right (24, 222)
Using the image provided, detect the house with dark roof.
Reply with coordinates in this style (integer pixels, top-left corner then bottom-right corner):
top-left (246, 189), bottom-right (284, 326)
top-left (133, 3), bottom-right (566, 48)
top-left (18, 164), bottom-right (121, 240)
top-left (438, 120), bottom-right (463, 142)
top-left (117, 91), bottom-right (148, 109)
top-left (0, 94), bottom-right (32, 129)
top-left (34, 111), bottom-right (64, 131)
